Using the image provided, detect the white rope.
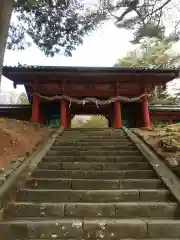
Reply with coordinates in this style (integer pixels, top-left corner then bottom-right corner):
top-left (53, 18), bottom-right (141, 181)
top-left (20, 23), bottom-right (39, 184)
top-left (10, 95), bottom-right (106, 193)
top-left (33, 93), bottom-right (149, 105)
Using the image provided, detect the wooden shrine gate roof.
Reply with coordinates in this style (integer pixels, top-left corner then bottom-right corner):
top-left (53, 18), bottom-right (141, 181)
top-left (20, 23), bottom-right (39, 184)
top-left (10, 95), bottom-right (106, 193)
top-left (3, 65), bottom-right (180, 74)
top-left (3, 66), bottom-right (179, 85)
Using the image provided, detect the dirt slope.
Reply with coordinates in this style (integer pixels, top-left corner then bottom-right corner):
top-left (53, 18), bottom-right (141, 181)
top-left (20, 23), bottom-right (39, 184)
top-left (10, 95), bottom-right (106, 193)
top-left (0, 118), bottom-right (50, 169)
top-left (134, 124), bottom-right (180, 171)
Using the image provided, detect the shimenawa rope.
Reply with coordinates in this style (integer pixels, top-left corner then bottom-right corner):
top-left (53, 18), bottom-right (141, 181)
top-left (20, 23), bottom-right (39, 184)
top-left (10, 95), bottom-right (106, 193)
top-left (32, 93), bottom-right (149, 106)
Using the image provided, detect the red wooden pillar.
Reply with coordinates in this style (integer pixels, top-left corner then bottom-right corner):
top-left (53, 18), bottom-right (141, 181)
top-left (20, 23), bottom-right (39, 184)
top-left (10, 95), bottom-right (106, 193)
top-left (60, 100), bottom-right (68, 128)
top-left (113, 101), bottom-right (122, 128)
top-left (39, 110), bottom-right (44, 125)
top-left (142, 94), bottom-right (151, 128)
top-left (67, 116), bottom-right (71, 128)
top-left (31, 94), bottom-right (39, 123)
top-left (168, 119), bottom-right (172, 125)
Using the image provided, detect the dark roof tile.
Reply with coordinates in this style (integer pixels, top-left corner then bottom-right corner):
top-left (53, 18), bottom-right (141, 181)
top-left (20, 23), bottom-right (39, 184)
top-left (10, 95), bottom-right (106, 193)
top-left (3, 65), bottom-right (180, 75)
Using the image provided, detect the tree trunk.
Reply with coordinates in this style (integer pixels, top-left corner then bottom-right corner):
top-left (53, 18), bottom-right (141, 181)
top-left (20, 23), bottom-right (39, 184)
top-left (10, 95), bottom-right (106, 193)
top-left (0, 0), bottom-right (13, 88)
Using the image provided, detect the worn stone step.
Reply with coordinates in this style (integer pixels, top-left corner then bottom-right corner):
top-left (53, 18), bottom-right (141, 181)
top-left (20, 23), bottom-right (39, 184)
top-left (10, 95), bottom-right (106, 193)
top-left (37, 162), bottom-right (151, 171)
top-left (78, 219), bottom-right (180, 238)
top-left (0, 219), bottom-right (83, 239)
top-left (12, 239), bottom-right (180, 240)
top-left (31, 169), bottom-right (157, 179)
top-left (43, 155), bottom-right (145, 162)
top-left (47, 150), bottom-right (140, 157)
top-left (58, 133), bottom-right (128, 137)
top-left (26, 178), bottom-right (166, 190)
top-left (54, 141), bottom-right (134, 146)
top-left (63, 128), bottom-right (124, 131)
top-left (1, 219), bottom-right (180, 239)
top-left (64, 128), bottom-right (124, 131)
top-left (63, 131), bottom-right (125, 135)
top-left (55, 138), bottom-right (131, 142)
top-left (57, 135), bottom-right (128, 139)
top-left (5, 202), bottom-right (180, 219)
top-left (61, 135), bottom-right (127, 138)
top-left (51, 145), bottom-right (137, 151)
top-left (62, 133), bottom-right (126, 137)
top-left (16, 189), bottom-right (174, 202)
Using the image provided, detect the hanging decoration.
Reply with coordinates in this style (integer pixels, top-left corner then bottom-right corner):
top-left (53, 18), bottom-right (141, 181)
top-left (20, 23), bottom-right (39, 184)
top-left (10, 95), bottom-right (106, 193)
top-left (32, 92), bottom-right (150, 106)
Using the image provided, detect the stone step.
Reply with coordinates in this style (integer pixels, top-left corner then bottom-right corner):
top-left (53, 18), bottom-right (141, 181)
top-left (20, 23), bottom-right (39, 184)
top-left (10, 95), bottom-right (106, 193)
top-left (59, 132), bottom-right (126, 135)
top-left (64, 128), bottom-right (124, 131)
top-left (5, 202), bottom-right (180, 219)
top-left (63, 130), bottom-right (124, 133)
top-left (54, 141), bottom-right (134, 146)
top-left (57, 133), bottom-right (128, 136)
top-left (51, 145), bottom-right (137, 151)
top-left (31, 169), bottom-right (157, 179)
top-left (37, 162), bottom-right (151, 171)
top-left (26, 178), bottom-right (166, 190)
top-left (16, 189), bottom-right (174, 202)
top-left (11, 239), bottom-right (180, 240)
top-left (55, 138), bottom-right (131, 142)
top-left (62, 132), bottom-right (126, 136)
top-left (1, 219), bottom-right (180, 239)
top-left (42, 155), bottom-right (145, 162)
top-left (46, 150), bottom-right (140, 157)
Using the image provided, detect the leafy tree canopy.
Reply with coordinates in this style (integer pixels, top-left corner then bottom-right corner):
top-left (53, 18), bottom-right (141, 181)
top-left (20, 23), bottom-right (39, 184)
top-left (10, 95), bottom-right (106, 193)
top-left (115, 37), bottom-right (180, 104)
top-left (101, 0), bottom-right (180, 43)
top-left (16, 92), bottom-right (29, 104)
top-left (7, 0), bottom-right (105, 56)
top-left (7, 0), bottom-right (180, 57)
top-left (115, 37), bottom-right (180, 68)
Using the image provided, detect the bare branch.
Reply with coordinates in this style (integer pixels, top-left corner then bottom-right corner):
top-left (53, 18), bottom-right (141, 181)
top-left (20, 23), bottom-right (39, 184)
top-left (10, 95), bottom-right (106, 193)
top-left (153, 0), bottom-right (172, 13)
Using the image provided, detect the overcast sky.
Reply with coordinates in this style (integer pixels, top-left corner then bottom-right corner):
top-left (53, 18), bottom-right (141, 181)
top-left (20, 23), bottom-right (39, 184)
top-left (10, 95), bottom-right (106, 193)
top-left (2, 20), bottom-right (134, 93)
top-left (2, 10), bottom-right (180, 94)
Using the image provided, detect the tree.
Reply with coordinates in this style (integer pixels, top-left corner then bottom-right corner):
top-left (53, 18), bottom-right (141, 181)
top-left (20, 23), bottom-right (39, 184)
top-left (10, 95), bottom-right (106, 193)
top-left (115, 37), bottom-right (180, 68)
top-left (8, 1), bottom-right (104, 57)
top-left (0, 0), bottom-right (104, 85)
top-left (101, 0), bottom-right (180, 43)
top-left (16, 92), bottom-right (29, 104)
top-left (0, 1), bottom-right (13, 87)
top-left (115, 37), bottom-right (180, 104)
top-left (149, 89), bottom-right (178, 105)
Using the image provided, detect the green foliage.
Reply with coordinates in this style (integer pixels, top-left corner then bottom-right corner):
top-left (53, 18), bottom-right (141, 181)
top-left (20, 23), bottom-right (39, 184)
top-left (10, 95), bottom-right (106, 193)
top-left (115, 38), bottom-right (180, 68)
top-left (101, 0), bottom-right (179, 43)
top-left (71, 118), bottom-right (78, 128)
top-left (16, 92), bottom-right (29, 104)
top-left (115, 38), bottom-right (180, 104)
top-left (150, 90), bottom-right (177, 105)
top-left (132, 24), bottom-right (165, 44)
top-left (6, 0), bottom-right (179, 56)
top-left (7, 0), bottom-right (104, 56)
top-left (80, 116), bottom-right (108, 128)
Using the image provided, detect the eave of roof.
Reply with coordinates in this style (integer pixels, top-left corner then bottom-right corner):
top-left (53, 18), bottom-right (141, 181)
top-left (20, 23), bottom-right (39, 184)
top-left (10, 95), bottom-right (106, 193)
top-left (0, 104), bottom-right (30, 109)
top-left (2, 65), bottom-right (180, 76)
top-left (149, 105), bottom-right (180, 111)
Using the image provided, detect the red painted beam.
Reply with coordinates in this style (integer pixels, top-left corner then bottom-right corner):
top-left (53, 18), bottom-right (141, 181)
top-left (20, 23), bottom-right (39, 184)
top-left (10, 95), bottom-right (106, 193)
top-left (36, 90), bottom-right (141, 97)
top-left (151, 117), bottom-right (180, 120)
top-left (151, 111), bottom-right (180, 116)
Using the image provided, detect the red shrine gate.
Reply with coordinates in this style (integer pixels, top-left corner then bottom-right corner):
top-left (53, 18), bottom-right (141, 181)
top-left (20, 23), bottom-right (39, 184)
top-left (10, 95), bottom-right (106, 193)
top-left (2, 66), bottom-right (179, 128)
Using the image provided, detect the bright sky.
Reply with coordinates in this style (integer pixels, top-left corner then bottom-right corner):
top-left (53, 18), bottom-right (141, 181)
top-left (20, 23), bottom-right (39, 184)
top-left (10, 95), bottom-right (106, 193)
top-left (2, 12), bottom-right (180, 95)
top-left (2, 21), bottom-right (134, 93)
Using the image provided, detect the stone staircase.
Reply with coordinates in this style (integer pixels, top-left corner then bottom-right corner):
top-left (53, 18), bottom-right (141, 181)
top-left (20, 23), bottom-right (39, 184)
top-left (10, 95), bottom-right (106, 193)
top-left (1, 128), bottom-right (180, 239)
